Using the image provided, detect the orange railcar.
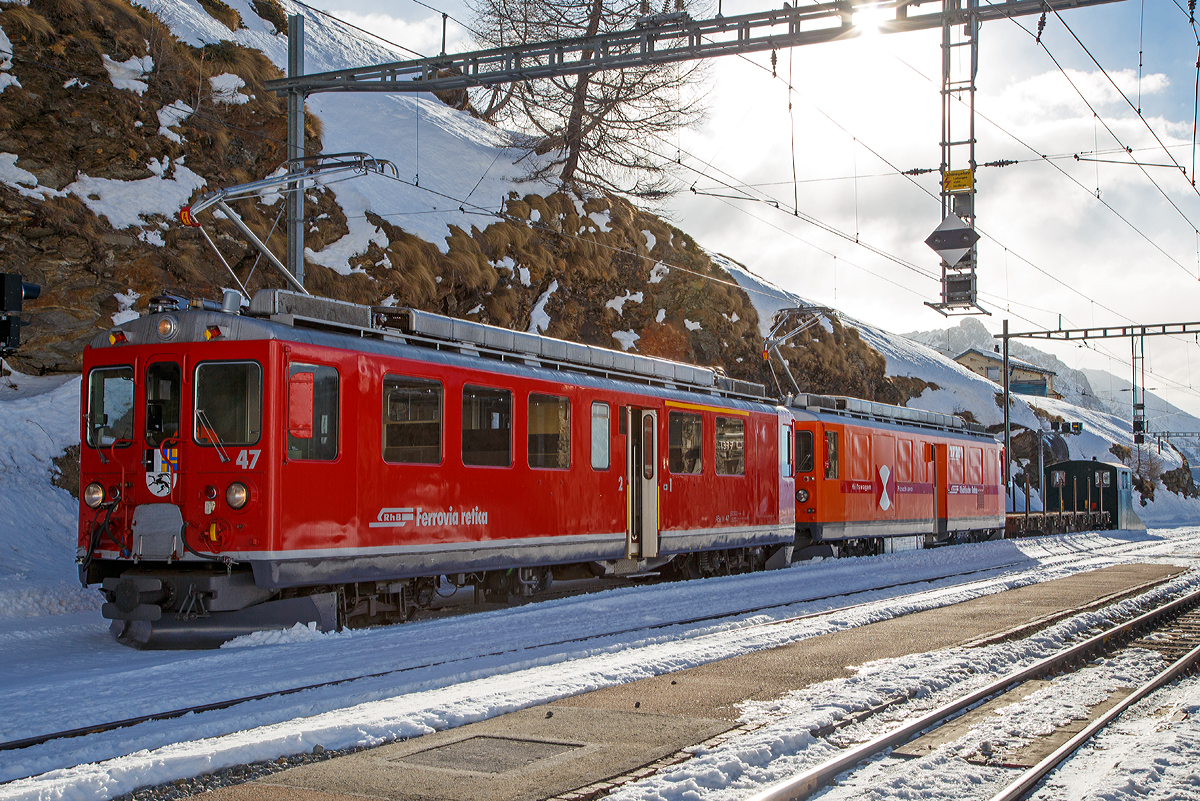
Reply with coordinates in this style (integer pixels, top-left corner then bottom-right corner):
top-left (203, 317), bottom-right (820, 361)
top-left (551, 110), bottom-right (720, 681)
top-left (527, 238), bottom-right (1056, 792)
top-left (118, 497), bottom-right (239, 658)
top-left (789, 395), bottom-right (1005, 557)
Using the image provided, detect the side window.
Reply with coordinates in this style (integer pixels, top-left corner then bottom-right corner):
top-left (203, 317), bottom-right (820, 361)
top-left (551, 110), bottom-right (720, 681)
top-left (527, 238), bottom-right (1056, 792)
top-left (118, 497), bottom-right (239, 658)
top-left (781, 424), bottom-right (793, 478)
top-left (463, 385), bottom-right (512, 467)
top-left (796, 429), bottom-right (814, 473)
top-left (287, 363), bottom-right (338, 460)
top-left (668, 411), bottom-right (702, 474)
top-left (948, 444), bottom-right (965, 484)
top-left (529, 393), bottom-right (570, 469)
top-left (384, 375), bottom-right (442, 464)
top-left (824, 431), bottom-right (839, 480)
top-left (145, 362), bottom-right (181, 447)
top-left (851, 433), bottom-right (870, 480)
top-left (591, 402), bottom-right (610, 470)
top-left (715, 416), bottom-right (745, 476)
top-left (897, 439), bottom-right (912, 482)
top-left (1051, 470), bottom-right (1066, 488)
top-left (86, 365), bottom-right (135, 448)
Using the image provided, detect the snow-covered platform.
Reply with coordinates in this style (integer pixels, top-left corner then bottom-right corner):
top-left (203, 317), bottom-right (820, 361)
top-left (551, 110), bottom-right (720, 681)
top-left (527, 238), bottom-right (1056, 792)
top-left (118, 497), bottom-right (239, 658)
top-left (190, 562), bottom-right (1185, 801)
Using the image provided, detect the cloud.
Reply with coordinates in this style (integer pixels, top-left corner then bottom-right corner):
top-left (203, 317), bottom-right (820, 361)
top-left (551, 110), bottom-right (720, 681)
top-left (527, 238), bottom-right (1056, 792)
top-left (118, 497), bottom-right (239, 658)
top-left (320, 9), bottom-right (472, 58)
top-left (993, 68), bottom-right (1170, 121)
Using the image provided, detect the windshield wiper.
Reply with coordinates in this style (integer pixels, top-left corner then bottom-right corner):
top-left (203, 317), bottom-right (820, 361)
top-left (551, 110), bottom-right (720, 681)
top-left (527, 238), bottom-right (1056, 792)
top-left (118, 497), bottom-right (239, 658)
top-left (195, 409), bottom-right (231, 463)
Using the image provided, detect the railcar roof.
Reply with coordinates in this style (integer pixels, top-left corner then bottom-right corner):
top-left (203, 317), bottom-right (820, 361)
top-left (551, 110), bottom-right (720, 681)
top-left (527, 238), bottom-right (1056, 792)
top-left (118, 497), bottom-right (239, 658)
top-left (88, 289), bottom-right (778, 408)
top-left (786, 393), bottom-right (994, 440)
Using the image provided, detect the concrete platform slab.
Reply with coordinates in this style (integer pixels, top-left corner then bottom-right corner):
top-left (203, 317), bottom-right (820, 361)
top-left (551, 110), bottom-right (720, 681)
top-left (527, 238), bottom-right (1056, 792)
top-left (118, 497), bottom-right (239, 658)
top-left (199, 706), bottom-right (729, 801)
top-left (190, 562), bottom-right (1186, 801)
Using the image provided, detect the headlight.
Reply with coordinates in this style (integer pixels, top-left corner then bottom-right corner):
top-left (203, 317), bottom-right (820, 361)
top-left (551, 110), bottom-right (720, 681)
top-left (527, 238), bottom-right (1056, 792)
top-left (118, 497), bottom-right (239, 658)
top-left (796, 489), bottom-right (810, 503)
top-left (84, 482), bottom-right (105, 509)
top-left (226, 482), bottom-right (249, 509)
top-left (156, 316), bottom-right (178, 340)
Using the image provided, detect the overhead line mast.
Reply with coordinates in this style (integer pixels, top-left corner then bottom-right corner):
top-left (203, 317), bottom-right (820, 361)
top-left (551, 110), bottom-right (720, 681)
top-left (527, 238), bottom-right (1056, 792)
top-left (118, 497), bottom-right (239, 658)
top-left (265, 0), bottom-right (1126, 309)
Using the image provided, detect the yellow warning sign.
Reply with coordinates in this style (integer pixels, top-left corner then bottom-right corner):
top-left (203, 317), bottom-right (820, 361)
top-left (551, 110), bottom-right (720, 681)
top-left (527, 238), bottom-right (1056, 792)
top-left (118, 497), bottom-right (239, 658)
top-left (942, 169), bottom-right (974, 193)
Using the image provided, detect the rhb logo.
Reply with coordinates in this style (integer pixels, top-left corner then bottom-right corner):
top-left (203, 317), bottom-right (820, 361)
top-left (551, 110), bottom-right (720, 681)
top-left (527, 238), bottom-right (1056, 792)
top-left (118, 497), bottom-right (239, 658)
top-left (370, 507), bottom-right (415, 528)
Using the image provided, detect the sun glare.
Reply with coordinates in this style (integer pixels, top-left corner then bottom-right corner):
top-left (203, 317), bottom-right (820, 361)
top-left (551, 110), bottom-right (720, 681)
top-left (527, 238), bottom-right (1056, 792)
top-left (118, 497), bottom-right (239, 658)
top-left (853, 3), bottom-right (893, 36)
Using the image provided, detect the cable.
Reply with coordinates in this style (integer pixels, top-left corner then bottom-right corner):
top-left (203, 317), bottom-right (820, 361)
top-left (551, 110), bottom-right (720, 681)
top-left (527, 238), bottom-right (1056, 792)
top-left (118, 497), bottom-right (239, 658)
top-left (888, 51), bottom-right (1200, 301)
top-left (291, 0), bottom-right (428, 59)
top-left (1047, 4), bottom-right (1198, 193)
top-left (30, 4), bottom-right (1182, 358)
top-left (1040, 6), bottom-right (1200, 241)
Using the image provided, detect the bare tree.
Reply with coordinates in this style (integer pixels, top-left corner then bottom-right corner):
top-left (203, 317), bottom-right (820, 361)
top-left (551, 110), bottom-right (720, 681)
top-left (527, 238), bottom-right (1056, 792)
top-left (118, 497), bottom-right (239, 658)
top-left (466, 0), bottom-right (708, 199)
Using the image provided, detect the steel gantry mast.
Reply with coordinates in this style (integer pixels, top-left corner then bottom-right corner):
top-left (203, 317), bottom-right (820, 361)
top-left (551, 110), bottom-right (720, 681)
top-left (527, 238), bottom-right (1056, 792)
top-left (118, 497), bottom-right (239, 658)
top-left (264, 0), bottom-right (1126, 292)
top-left (927, 0), bottom-right (985, 315)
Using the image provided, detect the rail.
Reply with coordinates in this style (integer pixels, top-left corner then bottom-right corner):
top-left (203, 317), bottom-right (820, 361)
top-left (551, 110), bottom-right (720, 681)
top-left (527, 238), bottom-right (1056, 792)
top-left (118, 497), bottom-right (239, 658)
top-left (0, 559), bottom-right (1035, 766)
top-left (745, 584), bottom-right (1200, 801)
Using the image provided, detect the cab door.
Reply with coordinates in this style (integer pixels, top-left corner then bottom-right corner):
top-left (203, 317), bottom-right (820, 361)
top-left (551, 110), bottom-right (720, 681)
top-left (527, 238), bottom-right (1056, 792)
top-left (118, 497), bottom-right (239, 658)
top-left (933, 442), bottom-right (948, 540)
top-left (134, 358), bottom-right (186, 560)
top-left (143, 359), bottom-right (183, 504)
top-left (627, 408), bottom-right (658, 558)
top-left (281, 359), bottom-right (353, 548)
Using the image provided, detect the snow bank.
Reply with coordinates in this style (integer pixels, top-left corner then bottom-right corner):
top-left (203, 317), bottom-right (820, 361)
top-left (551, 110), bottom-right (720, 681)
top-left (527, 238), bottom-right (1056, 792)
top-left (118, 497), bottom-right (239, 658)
top-left (0, 369), bottom-right (101, 619)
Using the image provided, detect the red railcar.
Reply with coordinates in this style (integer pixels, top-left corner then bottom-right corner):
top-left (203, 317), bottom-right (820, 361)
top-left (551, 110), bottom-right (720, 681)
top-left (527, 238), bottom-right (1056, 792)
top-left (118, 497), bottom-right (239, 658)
top-left (788, 395), bottom-right (1006, 556)
top-left (78, 290), bottom-right (796, 648)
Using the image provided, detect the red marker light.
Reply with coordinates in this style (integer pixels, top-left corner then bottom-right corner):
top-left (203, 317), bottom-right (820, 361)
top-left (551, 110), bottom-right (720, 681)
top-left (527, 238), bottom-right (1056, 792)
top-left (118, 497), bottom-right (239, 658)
top-left (204, 325), bottom-right (224, 340)
top-left (108, 330), bottom-right (128, 345)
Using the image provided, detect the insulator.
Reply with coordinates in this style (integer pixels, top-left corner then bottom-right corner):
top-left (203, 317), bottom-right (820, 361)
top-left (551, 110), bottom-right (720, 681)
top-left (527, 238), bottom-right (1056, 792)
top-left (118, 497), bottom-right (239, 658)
top-left (771, 49), bottom-right (777, 77)
top-left (1036, 11), bottom-right (1046, 43)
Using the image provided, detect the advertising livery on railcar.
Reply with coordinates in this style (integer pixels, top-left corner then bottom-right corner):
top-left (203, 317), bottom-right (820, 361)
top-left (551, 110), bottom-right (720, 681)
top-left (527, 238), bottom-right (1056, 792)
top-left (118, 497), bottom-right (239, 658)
top-left (78, 290), bottom-right (797, 648)
top-left (786, 395), bottom-right (1007, 557)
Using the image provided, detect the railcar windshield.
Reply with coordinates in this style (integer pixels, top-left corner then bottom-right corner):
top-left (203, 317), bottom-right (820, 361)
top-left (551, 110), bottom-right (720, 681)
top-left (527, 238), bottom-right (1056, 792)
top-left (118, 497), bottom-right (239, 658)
top-left (86, 366), bottom-right (135, 448)
top-left (796, 430), bottom-right (814, 473)
top-left (194, 361), bottom-right (262, 447)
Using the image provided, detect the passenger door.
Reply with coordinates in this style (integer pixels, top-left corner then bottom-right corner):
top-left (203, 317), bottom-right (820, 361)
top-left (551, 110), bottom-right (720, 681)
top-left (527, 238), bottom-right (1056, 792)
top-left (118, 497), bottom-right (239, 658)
top-left (874, 434), bottom-right (896, 521)
top-left (627, 408), bottom-right (658, 558)
top-left (281, 361), bottom-right (352, 548)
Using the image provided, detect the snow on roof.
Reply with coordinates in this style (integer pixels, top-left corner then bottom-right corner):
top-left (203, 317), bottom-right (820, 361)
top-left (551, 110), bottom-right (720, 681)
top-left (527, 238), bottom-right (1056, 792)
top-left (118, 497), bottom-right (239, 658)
top-left (953, 347), bottom-right (1057, 376)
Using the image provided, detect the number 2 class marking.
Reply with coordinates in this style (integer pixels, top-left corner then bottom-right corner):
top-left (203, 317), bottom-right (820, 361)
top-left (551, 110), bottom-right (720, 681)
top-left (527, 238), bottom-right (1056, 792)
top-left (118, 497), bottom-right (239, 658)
top-left (235, 449), bottom-right (261, 469)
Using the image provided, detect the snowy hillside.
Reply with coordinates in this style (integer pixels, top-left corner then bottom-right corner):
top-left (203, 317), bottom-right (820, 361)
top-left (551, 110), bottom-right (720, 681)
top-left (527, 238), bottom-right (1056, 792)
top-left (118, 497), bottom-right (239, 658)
top-left (139, 0), bottom-right (553, 261)
top-left (715, 257), bottom-right (1039, 430)
top-left (905, 317), bottom-right (1108, 413)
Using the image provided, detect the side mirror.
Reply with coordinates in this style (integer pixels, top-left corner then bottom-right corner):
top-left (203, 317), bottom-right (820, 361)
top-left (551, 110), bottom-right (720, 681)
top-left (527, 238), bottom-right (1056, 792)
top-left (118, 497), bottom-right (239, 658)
top-left (288, 372), bottom-right (314, 439)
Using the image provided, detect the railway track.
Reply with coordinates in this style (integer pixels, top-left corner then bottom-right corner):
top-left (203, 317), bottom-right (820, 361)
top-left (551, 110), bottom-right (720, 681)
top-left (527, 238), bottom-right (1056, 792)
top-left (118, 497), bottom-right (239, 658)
top-left (0, 558), bottom-right (1036, 761)
top-left (744, 584), bottom-right (1200, 801)
top-left (0, 534), bottom-right (1179, 791)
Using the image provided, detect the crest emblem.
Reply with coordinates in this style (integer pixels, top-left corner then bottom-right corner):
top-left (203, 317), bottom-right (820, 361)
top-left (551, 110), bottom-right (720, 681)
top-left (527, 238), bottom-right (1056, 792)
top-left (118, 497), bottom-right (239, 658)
top-left (146, 444), bottom-right (178, 498)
